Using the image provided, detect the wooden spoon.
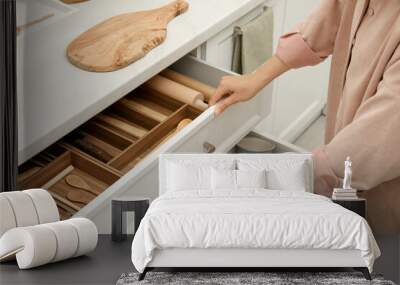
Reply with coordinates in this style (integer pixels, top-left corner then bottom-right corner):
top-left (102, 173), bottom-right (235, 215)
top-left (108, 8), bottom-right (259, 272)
top-left (176, 118), bottom-right (192, 130)
top-left (156, 118), bottom-right (192, 147)
top-left (48, 190), bottom-right (81, 212)
top-left (65, 174), bottom-right (101, 195)
top-left (66, 190), bottom-right (95, 205)
top-left (74, 138), bottom-right (113, 163)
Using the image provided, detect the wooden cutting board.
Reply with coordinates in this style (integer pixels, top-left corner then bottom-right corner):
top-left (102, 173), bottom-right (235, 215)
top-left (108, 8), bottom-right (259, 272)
top-left (67, 0), bottom-right (189, 72)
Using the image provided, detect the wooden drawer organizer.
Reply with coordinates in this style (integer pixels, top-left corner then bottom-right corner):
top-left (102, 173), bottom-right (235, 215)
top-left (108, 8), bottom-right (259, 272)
top-left (18, 72), bottom-right (203, 219)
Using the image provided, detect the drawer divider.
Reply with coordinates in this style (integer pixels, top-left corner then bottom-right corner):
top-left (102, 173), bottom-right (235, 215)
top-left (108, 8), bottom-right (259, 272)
top-left (108, 104), bottom-right (199, 172)
top-left (18, 151), bottom-right (70, 189)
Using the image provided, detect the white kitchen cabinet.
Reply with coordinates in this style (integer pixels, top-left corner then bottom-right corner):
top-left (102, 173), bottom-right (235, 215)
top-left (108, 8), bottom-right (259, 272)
top-left (200, 3), bottom-right (266, 70)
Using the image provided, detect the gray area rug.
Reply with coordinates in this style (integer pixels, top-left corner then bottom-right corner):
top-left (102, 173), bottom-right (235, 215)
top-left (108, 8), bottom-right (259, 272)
top-left (116, 272), bottom-right (396, 285)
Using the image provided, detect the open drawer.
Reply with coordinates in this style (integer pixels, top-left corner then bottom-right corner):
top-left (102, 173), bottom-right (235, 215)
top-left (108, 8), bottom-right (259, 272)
top-left (18, 56), bottom-right (272, 232)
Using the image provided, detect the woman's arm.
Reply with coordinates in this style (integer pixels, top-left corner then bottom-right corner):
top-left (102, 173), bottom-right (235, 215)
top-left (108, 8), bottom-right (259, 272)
top-left (210, 0), bottom-right (345, 115)
top-left (209, 55), bottom-right (290, 115)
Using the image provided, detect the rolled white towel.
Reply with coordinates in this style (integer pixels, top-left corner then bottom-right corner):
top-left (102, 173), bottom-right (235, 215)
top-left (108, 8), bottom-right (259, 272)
top-left (23, 189), bottom-right (59, 224)
top-left (0, 191), bottom-right (39, 227)
top-left (42, 221), bottom-right (79, 262)
top-left (0, 226), bottom-right (57, 268)
top-left (65, 218), bottom-right (98, 257)
top-left (0, 196), bottom-right (17, 237)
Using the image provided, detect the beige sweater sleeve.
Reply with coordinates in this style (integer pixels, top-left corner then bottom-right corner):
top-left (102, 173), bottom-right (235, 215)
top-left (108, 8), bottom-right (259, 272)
top-left (324, 47), bottom-right (400, 191)
top-left (276, 0), bottom-right (344, 68)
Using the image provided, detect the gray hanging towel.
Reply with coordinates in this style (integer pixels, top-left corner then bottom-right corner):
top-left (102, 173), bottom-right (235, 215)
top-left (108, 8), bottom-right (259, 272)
top-left (232, 7), bottom-right (274, 74)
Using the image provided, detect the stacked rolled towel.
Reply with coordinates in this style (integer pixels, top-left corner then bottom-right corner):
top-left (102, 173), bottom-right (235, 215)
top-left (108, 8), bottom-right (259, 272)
top-left (0, 189), bottom-right (98, 269)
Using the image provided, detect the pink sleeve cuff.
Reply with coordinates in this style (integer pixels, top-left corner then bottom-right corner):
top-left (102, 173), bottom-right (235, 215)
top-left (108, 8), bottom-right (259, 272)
top-left (276, 32), bottom-right (324, 69)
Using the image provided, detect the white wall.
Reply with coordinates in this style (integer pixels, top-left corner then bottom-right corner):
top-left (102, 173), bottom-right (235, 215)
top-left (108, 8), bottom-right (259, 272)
top-left (255, 0), bottom-right (330, 142)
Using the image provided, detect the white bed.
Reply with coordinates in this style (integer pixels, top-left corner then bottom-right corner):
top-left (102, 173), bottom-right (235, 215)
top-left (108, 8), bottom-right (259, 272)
top-left (131, 154), bottom-right (380, 280)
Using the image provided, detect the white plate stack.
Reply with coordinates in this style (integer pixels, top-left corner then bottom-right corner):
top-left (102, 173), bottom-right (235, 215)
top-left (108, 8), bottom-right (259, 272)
top-left (332, 188), bottom-right (358, 200)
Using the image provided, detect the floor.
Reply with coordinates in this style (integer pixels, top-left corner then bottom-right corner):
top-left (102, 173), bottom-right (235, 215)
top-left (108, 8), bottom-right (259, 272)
top-left (0, 235), bottom-right (133, 285)
top-left (294, 115), bottom-right (326, 151)
top-left (0, 233), bottom-right (374, 285)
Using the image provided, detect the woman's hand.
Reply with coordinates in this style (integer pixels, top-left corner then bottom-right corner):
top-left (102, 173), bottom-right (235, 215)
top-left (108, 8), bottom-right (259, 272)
top-left (209, 55), bottom-right (291, 115)
top-left (209, 74), bottom-right (262, 115)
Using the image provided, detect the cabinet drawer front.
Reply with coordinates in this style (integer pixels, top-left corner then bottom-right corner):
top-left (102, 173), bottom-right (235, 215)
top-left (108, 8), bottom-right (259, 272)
top-left (79, 56), bottom-right (272, 223)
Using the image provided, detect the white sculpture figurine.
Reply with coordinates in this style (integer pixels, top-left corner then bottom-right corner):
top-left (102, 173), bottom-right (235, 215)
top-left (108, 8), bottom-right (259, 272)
top-left (343, 156), bottom-right (352, 190)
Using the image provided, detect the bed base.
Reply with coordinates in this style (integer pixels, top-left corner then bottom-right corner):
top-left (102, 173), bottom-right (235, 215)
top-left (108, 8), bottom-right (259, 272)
top-left (138, 267), bottom-right (371, 281)
top-left (138, 248), bottom-right (372, 281)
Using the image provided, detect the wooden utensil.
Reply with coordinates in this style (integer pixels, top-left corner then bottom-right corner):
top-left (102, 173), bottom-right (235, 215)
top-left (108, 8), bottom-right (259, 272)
top-left (96, 114), bottom-right (147, 138)
top-left (31, 158), bottom-right (47, 167)
top-left (67, 0), bottom-right (189, 72)
top-left (55, 201), bottom-right (76, 216)
top-left (17, 166), bottom-right (41, 183)
top-left (118, 98), bottom-right (168, 122)
top-left (79, 131), bottom-right (121, 156)
top-left (66, 190), bottom-right (95, 205)
top-left (74, 138), bottom-right (113, 163)
top-left (157, 118), bottom-right (192, 146)
top-left (176, 118), bottom-right (192, 130)
top-left (161, 69), bottom-right (216, 101)
top-left (17, 13), bottom-right (54, 34)
top-left (41, 166), bottom-right (74, 189)
top-left (65, 174), bottom-right (101, 196)
top-left (144, 75), bottom-right (208, 110)
top-left (43, 151), bottom-right (57, 160)
top-left (48, 190), bottom-right (81, 212)
top-left (39, 153), bottom-right (53, 163)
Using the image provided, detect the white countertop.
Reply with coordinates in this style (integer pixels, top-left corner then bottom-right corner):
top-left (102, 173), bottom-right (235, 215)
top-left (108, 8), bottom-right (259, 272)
top-left (17, 0), bottom-right (265, 164)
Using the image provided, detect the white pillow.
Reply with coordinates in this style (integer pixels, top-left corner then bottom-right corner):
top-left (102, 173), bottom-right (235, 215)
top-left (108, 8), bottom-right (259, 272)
top-left (211, 169), bottom-right (267, 190)
top-left (211, 169), bottom-right (236, 189)
top-left (168, 163), bottom-right (210, 191)
top-left (236, 169), bottom-right (267, 188)
top-left (237, 158), bottom-right (308, 191)
top-left (266, 166), bottom-right (306, 191)
top-left (167, 159), bottom-right (235, 191)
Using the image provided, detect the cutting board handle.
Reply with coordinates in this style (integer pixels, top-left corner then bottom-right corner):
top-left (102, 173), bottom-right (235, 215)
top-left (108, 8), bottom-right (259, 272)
top-left (170, 0), bottom-right (189, 16)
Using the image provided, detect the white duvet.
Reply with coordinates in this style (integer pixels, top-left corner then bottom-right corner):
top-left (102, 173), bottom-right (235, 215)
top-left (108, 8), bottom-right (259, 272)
top-left (131, 189), bottom-right (380, 272)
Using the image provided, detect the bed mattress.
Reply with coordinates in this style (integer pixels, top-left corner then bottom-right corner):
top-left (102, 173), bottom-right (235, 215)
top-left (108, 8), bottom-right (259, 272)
top-left (131, 189), bottom-right (380, 272)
